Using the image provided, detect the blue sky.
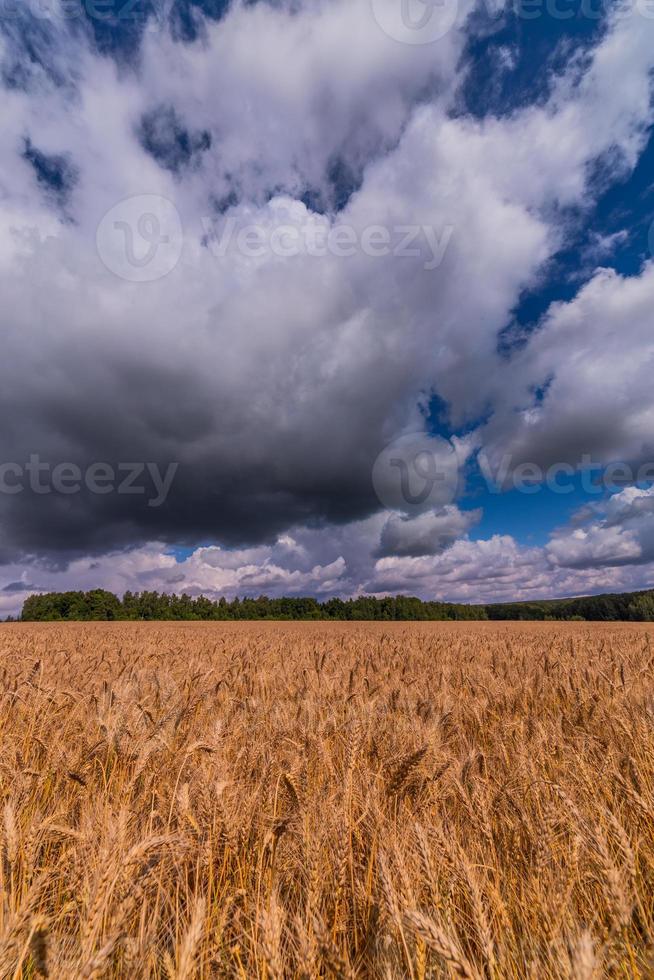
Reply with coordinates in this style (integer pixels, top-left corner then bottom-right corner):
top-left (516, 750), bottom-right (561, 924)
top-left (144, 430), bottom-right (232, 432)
top-left (1, 0), bottom-right (654, 612)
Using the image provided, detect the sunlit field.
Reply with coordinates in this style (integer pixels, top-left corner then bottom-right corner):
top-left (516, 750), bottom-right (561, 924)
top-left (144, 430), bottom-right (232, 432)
top-left (2, 621), bottom-right (654, 978)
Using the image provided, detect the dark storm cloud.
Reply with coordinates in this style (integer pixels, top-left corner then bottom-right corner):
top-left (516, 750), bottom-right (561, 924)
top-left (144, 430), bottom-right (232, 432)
top-left (0, 458), bottom-right (379, 563)
top-left (0, 346), bottom-right (385, 562)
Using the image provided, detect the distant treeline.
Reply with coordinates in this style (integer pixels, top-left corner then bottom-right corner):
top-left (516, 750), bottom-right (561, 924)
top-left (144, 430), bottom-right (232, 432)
top-left (14, 587), bottom-right (654, 622)
top-left (485, 590), bottom-right (654, 622)
top-left (19, 590), bottom-right (484, 622)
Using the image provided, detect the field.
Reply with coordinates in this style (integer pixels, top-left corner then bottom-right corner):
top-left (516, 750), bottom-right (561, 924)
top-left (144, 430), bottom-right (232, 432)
top-left (2, 622), bottom-right (654, 979)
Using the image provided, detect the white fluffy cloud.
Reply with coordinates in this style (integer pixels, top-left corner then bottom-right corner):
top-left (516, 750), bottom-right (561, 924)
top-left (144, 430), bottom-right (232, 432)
top-left (483, 264), bottom-right (654, 472)
top-left (369, 531), bottom-right (654, 604)
top-left (547, 487), bottom-right (654, 569)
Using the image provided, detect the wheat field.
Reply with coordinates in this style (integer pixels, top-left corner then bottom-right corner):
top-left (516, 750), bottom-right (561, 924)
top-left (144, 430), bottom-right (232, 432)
top-left (2, 621), bottom-right (654, 978)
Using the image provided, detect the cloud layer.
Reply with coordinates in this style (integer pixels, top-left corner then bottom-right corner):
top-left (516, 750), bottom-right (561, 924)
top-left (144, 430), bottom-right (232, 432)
top-left (1, 1), bottom-right (654, 609)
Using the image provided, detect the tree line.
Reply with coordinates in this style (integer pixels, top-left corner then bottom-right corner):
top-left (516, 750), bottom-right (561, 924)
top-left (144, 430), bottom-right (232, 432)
top-left (485, 590), bottom-right (654, 622)
top-left (14, 588), bottom-right (654, 622)
top-left (18, 590), bottom-right (485, 622)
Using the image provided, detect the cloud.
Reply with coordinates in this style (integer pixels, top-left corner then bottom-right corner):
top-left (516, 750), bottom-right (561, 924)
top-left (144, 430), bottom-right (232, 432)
top-left (5, 494), bottom-right (654, 618)
top-left (368, 531), bottom-right (654, 605)
top-left (547, 487), bottom-right (654, 569)
top-left (1, 580), bottom-right (42, 594)
top-left (135, 0), bottom-right (470, 209)
top-left (0, 2), bottom-right (653, 598)
top-left (378, 506), bottom-right (481, 557)
top-left (483, 264), bottom-right (654, 474)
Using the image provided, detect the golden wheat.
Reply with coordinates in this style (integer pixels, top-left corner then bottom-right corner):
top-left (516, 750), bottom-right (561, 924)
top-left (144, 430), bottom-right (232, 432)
top-left (1, 620), bottom-right (654, 977)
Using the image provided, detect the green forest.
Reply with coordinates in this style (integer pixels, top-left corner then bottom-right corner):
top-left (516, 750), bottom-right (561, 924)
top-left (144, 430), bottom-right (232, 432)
top-left (15, 587), bottom-right (654, 622)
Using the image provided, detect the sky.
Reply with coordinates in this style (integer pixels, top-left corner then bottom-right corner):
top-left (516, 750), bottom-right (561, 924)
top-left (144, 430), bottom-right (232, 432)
top-left (2, 0), bottom-right (654, 615)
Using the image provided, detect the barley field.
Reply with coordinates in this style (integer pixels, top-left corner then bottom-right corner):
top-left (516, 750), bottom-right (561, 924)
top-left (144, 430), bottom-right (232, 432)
top-left (2, 622), bottom-right (654, 979)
